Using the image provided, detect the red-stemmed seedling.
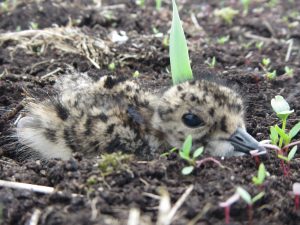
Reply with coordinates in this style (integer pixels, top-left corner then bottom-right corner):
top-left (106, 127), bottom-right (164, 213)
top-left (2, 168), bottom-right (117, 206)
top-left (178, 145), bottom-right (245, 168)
top-left (293, 183), bottom-right (300, 211)
top-left (219, 192), bottom-right (240, 224)
top-left (261, 96), bottom-right (300, 176)
top-left (236, 187), bottom-right (265, 225)
top-left (252, 163), bottom-right (268, 190)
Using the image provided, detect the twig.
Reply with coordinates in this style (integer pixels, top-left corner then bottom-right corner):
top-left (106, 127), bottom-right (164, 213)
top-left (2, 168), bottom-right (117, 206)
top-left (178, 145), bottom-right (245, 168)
top-left (0, 180), bottom-right (82, 197)
top-left (285, 39), bottom-right (293, 62)
top-left (167, 185), bottom-right (194, 223)
top-left (28, 209), bottom-right (41, 225)
top-left (41, 67), bottom-right (62, 80)
top-left (127, 208), bottom-right (140, 225)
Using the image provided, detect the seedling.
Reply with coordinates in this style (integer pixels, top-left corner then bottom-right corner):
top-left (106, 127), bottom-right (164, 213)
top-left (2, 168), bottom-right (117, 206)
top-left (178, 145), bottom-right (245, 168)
top-left (108, 62), bottom-right (116, 71)
top-left (260, 58), bottom-right (277, 79)
top-left (262, 58), bottom-right (271, 67)
top-left (255, 41), bottom-right (264, 51)
top-left (284, 66), bottom-right (294, 77)
top-left (252, 163), bottom-right (268, 187)
top-left (132, 70), bottom-right (140, 78)
top-left (29, 22), bottom-right (39, 30)
top-left (236, 187), bottom-right (265, 224)
top-left (214, 7), bottom-right (239, 25)
top-left (269, 95), bottom-right (300, 176)
top-left (179, 135), bottom-right (204, 175)
top-left (170, 0), bottom-right (193, 84)
top-left (266, 70), bottom-right (277, 79)
top-left (217, 35), bottom-right (230, 44)
top-left (219, 187), bottom-right (264, 224)
top-left (206, 56), bottom-right (216, 69)
top-left (240, 0), bottom-right (251, 15)
top-left (219, 193), bottom-right (240, 224)
top-left (293, 183), bottom-right (300, 210)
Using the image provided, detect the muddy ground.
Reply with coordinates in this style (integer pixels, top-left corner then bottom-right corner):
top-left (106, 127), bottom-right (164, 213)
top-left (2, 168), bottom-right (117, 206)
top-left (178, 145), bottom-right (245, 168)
top-left (0, 0), bottom-right (300, 224)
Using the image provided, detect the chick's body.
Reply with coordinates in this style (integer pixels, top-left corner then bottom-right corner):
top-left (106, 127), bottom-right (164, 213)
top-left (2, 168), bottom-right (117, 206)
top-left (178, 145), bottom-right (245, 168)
top-left (17, 71), bottom-right (249, 160)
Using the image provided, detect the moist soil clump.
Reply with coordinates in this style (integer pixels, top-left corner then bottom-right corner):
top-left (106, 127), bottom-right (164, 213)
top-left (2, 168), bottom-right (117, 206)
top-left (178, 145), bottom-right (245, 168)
top-left (1, 0), bottom-right (300, 224)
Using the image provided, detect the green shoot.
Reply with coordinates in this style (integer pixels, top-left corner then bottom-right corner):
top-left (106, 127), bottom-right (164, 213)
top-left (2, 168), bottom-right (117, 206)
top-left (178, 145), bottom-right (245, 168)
top-left (284, 66), bottom-right (294, 77)
top-left (179, 135), bottom-right (204, 175)
top-left (156, 0), bottom-right (162, 10)
top-left (266, 70), bottom-right (277, 79)
top-left (236, 187), bottom-right (265, 206)
top-left (252, 163), bottom-right (268, 186)
top-left (206, 56), bottom-right (216, 68)
top-left (132, 70), bottom-right (140, 78)
top-left (29, 22), bottom-right (39, 30)
top-left (108, 62), bottom-right (116, 71)
top-left (255, 41), bottom-right (264, 51)
top-left (269, 95), bottom-right (300, 176)
top-left (217, 35), bottom-right (230, 44)
top-left (160, 147), bottom-right (178, 157)
top-left (262, 58), bottom-right (270, 67)
top-left (214, 7), bottom-right (239, 25)
top-left (170, 0), bottom-right (193, 85)
top-left (240, 0), bottom-right (251, 15)
top-left (277, 145), bottom-right (297, 162)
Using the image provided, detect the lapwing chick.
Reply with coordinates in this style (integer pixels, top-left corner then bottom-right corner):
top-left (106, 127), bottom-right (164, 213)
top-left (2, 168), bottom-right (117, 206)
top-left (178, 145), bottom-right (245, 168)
top-left (16, 72), bottom-right (265, 160)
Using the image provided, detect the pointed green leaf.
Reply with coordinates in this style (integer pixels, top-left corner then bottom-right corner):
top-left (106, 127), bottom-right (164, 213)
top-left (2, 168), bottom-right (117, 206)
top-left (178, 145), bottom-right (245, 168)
top-left (252, 177), bottom-right (260, 185)
top-left (274, 125), bottom-right (291, 144)
top-left (278, 154), bottom-right (288, 162)
top-left (193, 147), bottom-right (204, 159)
top-left (170, 0), bottom-right (193, 85)
top-left (257, 163), bottom-right (266, 183)
top-left (181, 166), bottom-right (194, 175)
top-left (252, 192), bottom-right (265, 204)
top-left (182, 135), bottom-right (192, 157)
top-left (236, 187), bottom-right (252, 205)
top-left (289, 122), bottom-right (300, 139)
top-left (288, 145), bottom-right (297, 161)
top-left (270, 126), bottom-right (279, 145)
top-left (179, 151), bottom-right (190, 161)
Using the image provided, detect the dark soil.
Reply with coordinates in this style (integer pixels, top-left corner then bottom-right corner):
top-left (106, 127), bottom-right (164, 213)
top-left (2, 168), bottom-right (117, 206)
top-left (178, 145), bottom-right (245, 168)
top-left (1, 0), bottom-right (300, 224)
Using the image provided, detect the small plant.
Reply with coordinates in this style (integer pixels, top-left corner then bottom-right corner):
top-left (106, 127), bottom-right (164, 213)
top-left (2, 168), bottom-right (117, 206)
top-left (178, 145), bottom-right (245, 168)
top-left (169, 0), bottom-right (193, 84)
top-left (293, 183), bottom-right (300, 210)
top-left (217, 35), bottom-right (230, 44)
top-left (179, 135), bottom-right (204, 175)
top-left (219, 193), bottom-right (240, 224)
top-left (108, 62), bottom-right (116, 71)
top-left (29, 21), bottom-right (39, 30)
top-left (214, 7), bottom-right (239, 25)
top-left (132, 70), bottom-right (140, 78)
top-left (219, 187), bottom-right (264, 224)
top-left (255, 41), bottom-right (264, 51)
top-left (252, 163), bottom-right (268, 187)
top-left (266, 70), bottom-right (277, 79)
top-left (236, 187), bottom-right (265, 224)
top-left (284, 66), bottom-right (294, 77)
top-left (269, 95), bottom-right (300, 176)
top-left (260, 58), bottom-right (277, 79)
top-left (240, 0), bottom-right (251, 15)
top-left (262, 58), bottom-right (270, 67)
top-left (206, 56), bottom-right (216, 68)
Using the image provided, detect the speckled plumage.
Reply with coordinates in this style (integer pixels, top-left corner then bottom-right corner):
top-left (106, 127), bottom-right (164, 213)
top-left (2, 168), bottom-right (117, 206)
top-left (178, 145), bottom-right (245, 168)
top-left (17, 71), bottom-right (247, 160)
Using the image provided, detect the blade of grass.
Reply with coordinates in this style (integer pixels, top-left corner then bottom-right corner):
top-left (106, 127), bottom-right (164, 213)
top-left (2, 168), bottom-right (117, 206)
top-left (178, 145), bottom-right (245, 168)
top-left (170, 0), bottom-right (193, 85)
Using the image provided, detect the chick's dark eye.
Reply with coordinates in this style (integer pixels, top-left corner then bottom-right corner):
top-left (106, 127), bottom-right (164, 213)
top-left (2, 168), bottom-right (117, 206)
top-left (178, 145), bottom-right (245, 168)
top-left (182, 113), bottom-right (204, 128)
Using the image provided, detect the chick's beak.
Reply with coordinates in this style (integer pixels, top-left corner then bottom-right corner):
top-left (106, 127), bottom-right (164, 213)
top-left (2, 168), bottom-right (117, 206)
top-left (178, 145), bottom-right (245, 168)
top-left (229, 128), bottom-right (266, 154)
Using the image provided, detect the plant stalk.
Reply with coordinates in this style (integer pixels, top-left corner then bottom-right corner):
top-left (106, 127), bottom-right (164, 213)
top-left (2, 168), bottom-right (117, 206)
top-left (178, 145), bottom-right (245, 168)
top-left (279, 119), bottom-right (287, 148)
top-left (225, 206), bottom-right (230, 224)
top-left (295, 195), bottom-right (299, 211)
